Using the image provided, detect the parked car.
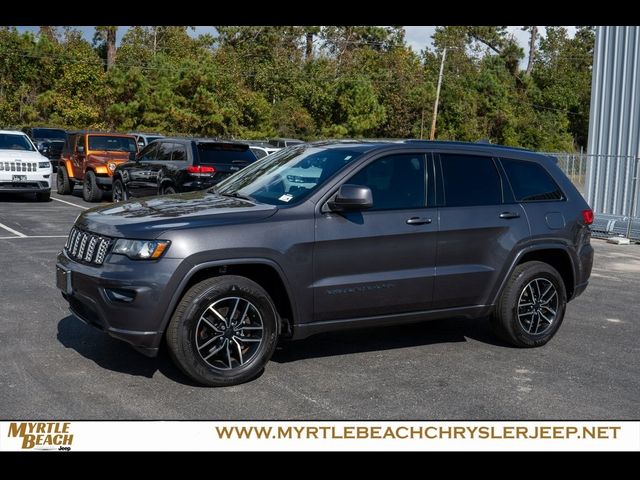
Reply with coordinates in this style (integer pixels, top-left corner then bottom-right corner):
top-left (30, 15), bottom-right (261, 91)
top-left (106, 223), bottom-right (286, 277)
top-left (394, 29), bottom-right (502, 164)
top-left (268, 137), bottom-right (303, 148)
top-left (57, 131), bottom-right (138, 202)
top-left (128, 132), bottom-right (165, 149)
top-left (111, 138), bottom-right (257, 202)
top-left (249, 146), bottom-right (270, 159)
top-left (0, 130), bottom-right (52, 201)
top-left (56, 140), bottom-right (594, 386)
top-left (22, 127), bottom-right (66, 172)
top-left (244, 140), bottom-right (280, 158)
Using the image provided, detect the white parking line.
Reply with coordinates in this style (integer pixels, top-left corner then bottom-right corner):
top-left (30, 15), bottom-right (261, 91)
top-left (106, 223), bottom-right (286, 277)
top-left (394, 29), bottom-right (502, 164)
top-left (0, 222), bottom-right (27, 238)
top-left (51, 197), bottom-right (89, 210)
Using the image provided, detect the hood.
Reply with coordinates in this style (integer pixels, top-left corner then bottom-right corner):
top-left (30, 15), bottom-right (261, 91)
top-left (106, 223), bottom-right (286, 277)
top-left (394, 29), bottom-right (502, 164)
top-left (0, 149), bottom-right (48, 162)
top-left (77, 190), bottom-right (278, 239)
top-left (88, 152), bottom-right (134, 163)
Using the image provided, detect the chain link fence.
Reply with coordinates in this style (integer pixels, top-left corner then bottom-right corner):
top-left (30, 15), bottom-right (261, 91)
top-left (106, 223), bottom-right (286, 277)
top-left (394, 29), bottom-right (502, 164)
top-left (545, 152), bottom-right (640, 241)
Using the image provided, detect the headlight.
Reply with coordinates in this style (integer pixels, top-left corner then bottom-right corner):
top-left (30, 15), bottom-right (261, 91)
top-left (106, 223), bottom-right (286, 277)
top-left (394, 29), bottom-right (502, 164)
top-left (39, 161), bottom-right (50, 169)
top-left (108, 162), bottom-right (117, 172)
top-left (112, 239), bottom-right (170, 260)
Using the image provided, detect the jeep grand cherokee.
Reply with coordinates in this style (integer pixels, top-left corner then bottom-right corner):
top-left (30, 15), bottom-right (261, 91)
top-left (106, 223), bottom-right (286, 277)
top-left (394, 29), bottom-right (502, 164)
top-left (56, 140), bottom-right (594, 386)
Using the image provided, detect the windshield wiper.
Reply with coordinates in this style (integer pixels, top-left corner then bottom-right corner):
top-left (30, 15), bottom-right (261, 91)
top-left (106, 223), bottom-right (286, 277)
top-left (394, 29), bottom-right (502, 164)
top-left (213, 190), bottom-right (255, 202)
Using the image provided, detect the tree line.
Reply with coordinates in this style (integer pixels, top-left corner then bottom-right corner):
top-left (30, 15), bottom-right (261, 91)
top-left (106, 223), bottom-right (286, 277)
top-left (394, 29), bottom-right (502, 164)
top-left (0, 26), bottom-right (594, 151)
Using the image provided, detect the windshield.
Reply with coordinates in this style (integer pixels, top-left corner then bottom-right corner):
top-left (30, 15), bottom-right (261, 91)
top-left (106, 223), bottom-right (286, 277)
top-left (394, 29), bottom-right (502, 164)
top-left (88, 135), bottom-right (137, 152)
top-left (214, 145), bottom-right (367, 205)
top-left (0, 133), bottom-right (36, 152)
top-left (32, 128), bottom-right (66, 140)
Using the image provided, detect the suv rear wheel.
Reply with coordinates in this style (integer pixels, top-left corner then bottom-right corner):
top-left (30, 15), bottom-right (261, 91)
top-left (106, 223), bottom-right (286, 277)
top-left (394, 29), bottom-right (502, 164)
top-left (56, 167), bottom-right (74, 195)
top-left (166, 275), bottom-right (279, 386)
top-left (112, 179), bottom-right (127, 202)
top-left (83, 170), bottom-right (103, 202)
top-left (491, 261), bottom-right (567, 347)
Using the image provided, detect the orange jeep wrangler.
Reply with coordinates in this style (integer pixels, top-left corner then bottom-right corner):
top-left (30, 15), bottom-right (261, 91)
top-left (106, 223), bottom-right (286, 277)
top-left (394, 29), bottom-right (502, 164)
top-left (57, 131), bottom-right (138, 202)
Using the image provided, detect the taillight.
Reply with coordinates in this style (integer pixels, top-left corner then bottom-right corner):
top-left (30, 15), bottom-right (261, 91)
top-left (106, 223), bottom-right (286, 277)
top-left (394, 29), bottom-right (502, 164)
top-left (582, 209), bottom-right (594, 225)
top-left (186, 165), bottom-right (216, 176)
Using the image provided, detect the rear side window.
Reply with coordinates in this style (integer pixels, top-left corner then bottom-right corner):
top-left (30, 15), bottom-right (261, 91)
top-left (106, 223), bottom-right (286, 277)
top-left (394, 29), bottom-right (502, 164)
top-left (440, 153), bottom-right (502, 207)
top-left (197, 143), bottom-right (257, 164)
top-left (501, 158), bottom-right (564, 202)
top-left (171, 143), bottom-right (187, 161)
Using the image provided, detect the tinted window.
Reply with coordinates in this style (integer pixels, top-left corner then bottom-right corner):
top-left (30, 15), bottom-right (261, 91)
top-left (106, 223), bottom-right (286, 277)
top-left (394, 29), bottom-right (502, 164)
top-left (139, 142), bottom-right (158, 161)
top-left (440, 154), bottom-right (502, 207)
top-left (501, 158), bottom-right (564, 201)
top-left (88, 136), bottom-right (137, 153)
top-left (0, 133), bottom-right (35, 151)
top-left (197, 143), bottom-right (257, 164)
top-left (348, 154), bottom-right (427, 210)
top-left (171, 143), bottom-right (187, 161)
top-left (156, 142), bottom-right (172, 161)
top-left (32, 128), bottom-right (66, 140)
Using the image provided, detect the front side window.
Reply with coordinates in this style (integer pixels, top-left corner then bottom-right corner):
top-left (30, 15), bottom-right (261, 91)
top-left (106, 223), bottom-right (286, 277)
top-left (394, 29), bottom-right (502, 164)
top-left (156, 142), bottom-right (173, 161)
top-left (501, 158), bottom-right (564, 202)
top-left (88, 136), bottom-right (137, 153)
top-left (0, 133), bottom-right (35, 152)
top-left (138, 142), bottom-right (158, 161)
top-left (347, 154), bottom-right (427, 210)
top-left (440, 153), bottom-right (502, 207)
top-left (215, 145), bottom-right (368, 205)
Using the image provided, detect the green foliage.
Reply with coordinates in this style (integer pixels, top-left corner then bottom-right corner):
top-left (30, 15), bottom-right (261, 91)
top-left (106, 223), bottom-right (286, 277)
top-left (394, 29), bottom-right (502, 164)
top-left (0, 26), bottom-right (594, 151)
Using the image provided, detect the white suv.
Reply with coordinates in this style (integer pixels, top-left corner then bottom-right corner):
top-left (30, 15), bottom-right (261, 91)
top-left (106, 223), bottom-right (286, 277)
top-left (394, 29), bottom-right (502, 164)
top-left (0, 130), bottom-right (53, 201)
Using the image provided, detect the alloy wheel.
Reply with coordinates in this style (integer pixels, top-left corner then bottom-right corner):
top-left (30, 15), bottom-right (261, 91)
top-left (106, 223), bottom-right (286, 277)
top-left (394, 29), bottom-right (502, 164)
top-left (195, 297), bottom-right (264, 371)
top-left (517, 278), bottom-right (559, 335)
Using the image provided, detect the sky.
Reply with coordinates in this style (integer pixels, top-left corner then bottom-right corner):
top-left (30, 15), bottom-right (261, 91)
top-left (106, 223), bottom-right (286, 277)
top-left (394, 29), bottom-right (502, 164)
top-left (16, 26), bottom-right (577, 65)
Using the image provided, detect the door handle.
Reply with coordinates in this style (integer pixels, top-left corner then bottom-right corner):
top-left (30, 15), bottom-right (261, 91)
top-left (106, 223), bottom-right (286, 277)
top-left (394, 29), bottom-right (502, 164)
top-left (406, 217), bottom-right (432, 225)
top-left (499, 212), bottom-right (520, 219)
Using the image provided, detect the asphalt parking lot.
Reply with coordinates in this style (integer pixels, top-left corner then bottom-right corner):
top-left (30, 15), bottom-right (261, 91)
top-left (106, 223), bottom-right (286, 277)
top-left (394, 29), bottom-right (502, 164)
top-left (0, 188), bottom-right (638, 420)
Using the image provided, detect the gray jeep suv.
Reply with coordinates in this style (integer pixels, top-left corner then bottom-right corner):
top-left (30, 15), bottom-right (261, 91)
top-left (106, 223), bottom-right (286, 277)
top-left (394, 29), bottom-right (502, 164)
top-left (56, 140), bottom-right (594, 386)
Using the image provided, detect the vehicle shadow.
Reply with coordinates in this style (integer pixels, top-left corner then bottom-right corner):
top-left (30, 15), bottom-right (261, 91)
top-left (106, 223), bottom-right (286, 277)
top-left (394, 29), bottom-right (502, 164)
top-left (0, 192), bottom-right (42, 202)
top-left (57, 314), bottom-right (513, 381)
top-left (56, 315), bottom-right (200, 387)
top-left (272, 316), bottom-right (514, 363)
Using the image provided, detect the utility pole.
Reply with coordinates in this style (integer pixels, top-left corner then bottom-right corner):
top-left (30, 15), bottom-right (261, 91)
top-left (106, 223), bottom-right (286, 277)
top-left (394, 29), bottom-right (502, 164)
top-left (430, 47), bottom-right (447, 140)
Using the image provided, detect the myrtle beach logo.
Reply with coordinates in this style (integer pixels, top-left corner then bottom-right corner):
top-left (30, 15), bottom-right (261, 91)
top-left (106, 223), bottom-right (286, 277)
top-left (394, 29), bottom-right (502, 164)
top-left (7, 422), bottom-right (73, 450)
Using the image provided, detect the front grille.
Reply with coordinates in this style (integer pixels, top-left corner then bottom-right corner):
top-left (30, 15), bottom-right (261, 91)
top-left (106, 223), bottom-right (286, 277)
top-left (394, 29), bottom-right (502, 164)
top-left (65, 227), bottom-right (112, 265)
top-left (0, 161), bottom-right (38, 172)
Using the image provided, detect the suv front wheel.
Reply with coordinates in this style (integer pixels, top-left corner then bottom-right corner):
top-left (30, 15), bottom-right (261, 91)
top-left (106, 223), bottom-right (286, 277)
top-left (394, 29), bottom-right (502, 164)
top-left (166, 275), bottom-right (279, 386)
top-left (83, 170), bottom-right (103, 202)
top-left (491, 261), bottom-right (567, 347)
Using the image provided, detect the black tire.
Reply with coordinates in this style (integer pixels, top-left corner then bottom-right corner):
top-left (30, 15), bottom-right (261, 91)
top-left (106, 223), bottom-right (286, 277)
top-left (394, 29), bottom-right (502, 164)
top-left (35, 191), bottom-right (51, 202)
top-left (491, 260), bottom-right (567, 347)
top-left (82, 170), bottom-right (103, 202)
top-left (163, 185), bottom-right (176, 195)
top-left (56, 167), bottom-right (74, 195)
top-left (167, 275), bottom-right (279, 387)
top-left (112, 178), bottom-right (128, 203)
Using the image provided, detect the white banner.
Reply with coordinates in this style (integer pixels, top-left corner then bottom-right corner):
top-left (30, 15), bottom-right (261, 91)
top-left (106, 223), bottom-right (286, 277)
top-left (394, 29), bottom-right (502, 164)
top-left (0, 421), bottom-right (638, 451)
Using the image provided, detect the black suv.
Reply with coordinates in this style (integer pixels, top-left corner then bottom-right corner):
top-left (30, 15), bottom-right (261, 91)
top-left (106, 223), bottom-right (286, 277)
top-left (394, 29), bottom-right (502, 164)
top-left (23, 127), bottom-right (66, 172)
top-left (112, 138), bottom-right (257, 201)
top-left (56, 141), bottom-right (594, 386)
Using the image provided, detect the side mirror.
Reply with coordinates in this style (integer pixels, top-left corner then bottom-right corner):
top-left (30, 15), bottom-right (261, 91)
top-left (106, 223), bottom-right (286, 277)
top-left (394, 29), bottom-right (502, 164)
top-left (327, 184), bottom-right (373, 212)
top-left (77, 145), bottom-right (85, 154)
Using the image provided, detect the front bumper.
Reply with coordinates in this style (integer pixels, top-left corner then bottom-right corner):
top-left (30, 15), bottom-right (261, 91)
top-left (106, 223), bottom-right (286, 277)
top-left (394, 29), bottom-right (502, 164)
top-left (0, 180), bottom-right (51, 193)
top-left (56, 249), bottom-right (183, 357)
